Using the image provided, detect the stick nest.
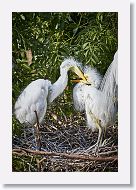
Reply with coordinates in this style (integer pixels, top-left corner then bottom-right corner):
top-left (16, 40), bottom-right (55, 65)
top-left (12, 104), bottom-right (118, 172)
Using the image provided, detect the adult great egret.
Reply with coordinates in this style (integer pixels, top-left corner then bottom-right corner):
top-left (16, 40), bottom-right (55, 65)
top-left (14, 58), bottom-right (87, 150)
top-left (73, 51), bottom-right (118, 152)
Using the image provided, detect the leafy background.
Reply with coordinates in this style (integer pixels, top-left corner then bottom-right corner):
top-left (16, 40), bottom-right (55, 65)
top-left (13, 12), bottom-right (118, 132)
top-left (12, 13), bottom-right (118, 171)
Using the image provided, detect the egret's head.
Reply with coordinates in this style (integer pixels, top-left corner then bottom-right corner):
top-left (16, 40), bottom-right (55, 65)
top-left (60, 57), bottom-right (88, 82)
top-left (45, 79), bottom-right (52, 87)
top-left (71, 65), bottom-right (102, 87)
top-left (83, 66), bottom-right (102, 87)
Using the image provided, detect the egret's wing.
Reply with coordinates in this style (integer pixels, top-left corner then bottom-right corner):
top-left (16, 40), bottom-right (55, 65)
top-left (84, 87), bottom-right (105, 130)
top-left (14, 79), bottom-right (49, 125)
top-left (99, 51), bottom-right (118, 92)
top-left (73, 83), bottom-right (86, 112)
top-left (85, 84), bottom-right (118, 130)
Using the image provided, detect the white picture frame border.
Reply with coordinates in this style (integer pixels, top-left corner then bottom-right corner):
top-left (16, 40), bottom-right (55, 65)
top-left (0, 0), bottom-right (130, 184)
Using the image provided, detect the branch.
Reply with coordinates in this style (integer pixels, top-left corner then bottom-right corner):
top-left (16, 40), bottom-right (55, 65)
top-left (12, 148), bottom-right (118, 162)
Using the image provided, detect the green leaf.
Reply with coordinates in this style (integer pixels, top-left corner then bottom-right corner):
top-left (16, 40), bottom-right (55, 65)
top-left (20, 14), bottom-right (25, 20)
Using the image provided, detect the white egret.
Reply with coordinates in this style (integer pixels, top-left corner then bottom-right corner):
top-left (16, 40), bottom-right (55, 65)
top-left (14, 58), bottom-right (87, 150)
top-left (73, 51), bottom-right (118, 152)
top-left (73, 65), bottom-right (102, 115)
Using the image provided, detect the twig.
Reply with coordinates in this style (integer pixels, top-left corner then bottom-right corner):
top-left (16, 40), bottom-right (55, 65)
top-left (12, 148), bottom-right (118, 162)
top-left (99, 150), bottom-right (118, 156)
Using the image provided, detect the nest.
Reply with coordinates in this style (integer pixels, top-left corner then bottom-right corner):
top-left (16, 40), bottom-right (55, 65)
top-left (12, 107), bottom-right (118, 172)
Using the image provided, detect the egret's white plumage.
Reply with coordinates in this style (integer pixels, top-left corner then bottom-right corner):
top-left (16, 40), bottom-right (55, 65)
top-left (83, 65), bottom-right (102, 88)
top-left (48, 58), bottom-right (81, 103)
top-left (73, 83), bottom-right (86, 112)
top-left (73, 65), bottom-right (102, 113)
top-left (73, 51), bottom-right (118, 148)
top-left (14, 79), bottom-right (51, 125)
top-left (14, 58), bottom-right (86, 126)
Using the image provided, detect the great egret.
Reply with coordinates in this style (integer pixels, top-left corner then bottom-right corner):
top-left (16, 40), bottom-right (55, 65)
top-left (14, 58), bottom-right (87, 150)
top-left (73, 51), bottom-right (118, 152)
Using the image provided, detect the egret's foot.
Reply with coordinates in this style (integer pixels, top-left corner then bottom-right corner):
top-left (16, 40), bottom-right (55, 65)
top-left (91, 144), bottom-right (101, 156)
top-left (31, 145), bottom-right (42, 151)
top-left (101, 137), bottom-right (112, 146)
top-left (84, 142), bottom-right (99, 154)
top-left (36, 146), bottom-right (41, 151)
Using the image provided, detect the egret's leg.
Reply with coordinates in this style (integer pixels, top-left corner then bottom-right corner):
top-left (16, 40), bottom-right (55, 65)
top-left (85, 112), bottom-right (104, 153)
top-left (101, 126), bottom-right (108, 146)
top-left (85, 123), bottom-right (103, 153)
top-left (34, 110), bottom-right (42, 151)
top-left (31, 127), bottom-right (36, 149)
top-left (94, 124), bottom-right (103, 153)
top-left (103, 126), bottom-right (106, 140)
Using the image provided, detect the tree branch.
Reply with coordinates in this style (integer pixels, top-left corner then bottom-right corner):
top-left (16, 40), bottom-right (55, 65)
top-left (12, 148), bottom-right (117, 162)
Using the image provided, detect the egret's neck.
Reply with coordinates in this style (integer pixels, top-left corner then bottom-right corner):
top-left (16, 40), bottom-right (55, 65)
top-left (48, 71), bottom-right (68, 103)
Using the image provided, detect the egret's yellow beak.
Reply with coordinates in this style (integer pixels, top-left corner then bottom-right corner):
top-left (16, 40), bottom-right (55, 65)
top-left (71, 66), bottom-right (91, 84)
top-left (71, 66), bottom-right (88, 83)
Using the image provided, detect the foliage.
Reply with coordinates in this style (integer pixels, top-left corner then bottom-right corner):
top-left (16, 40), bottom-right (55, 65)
top-left (12, 12), bottom-right (118, 134)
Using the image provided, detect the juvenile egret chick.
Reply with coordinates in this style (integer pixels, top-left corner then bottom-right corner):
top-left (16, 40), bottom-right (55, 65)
top-left (73, 52), bottom-right (118, 152)
top-left (73, 65), bottom-right (102, 114)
